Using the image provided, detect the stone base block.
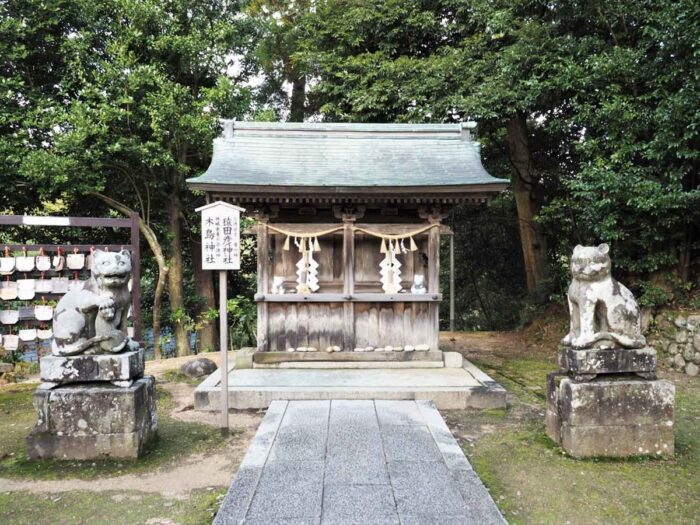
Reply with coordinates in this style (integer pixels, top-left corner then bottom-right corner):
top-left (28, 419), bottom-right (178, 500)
top-left (40, 349), bottom-right (145, 385)
top-left (546, 375), bottom-right (674, 458)
top-left (27, 376), bottom-right (157, 460)
top-left (558, 346), bottom-right (656, 379)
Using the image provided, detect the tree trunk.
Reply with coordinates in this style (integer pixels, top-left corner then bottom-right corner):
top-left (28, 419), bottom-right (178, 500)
top-left (193, 239), bottom-right (218, 353)
top-left (167, 189), bottom-right (191, 357)
top-left (507, 113), bottom-right (549, 293)
top-left (289, 74), bottom-right (306, 122)
top-left (90, 192), bottom-right (168, 359)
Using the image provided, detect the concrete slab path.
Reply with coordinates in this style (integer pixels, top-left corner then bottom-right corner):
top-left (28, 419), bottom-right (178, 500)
top-left (214, 400), bottom-right (506, 525)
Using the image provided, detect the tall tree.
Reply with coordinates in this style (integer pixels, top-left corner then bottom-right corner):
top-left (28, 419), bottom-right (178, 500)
top-left (247, 0), bottom-right (312, 121)
top-left (296, 0), bottom-right (699, 292)
top-left (13, 0), bottom-right (252, 355)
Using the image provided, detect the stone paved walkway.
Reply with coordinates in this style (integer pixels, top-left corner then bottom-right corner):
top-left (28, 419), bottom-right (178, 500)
top-left (214, 400), bottom-right (506, 525)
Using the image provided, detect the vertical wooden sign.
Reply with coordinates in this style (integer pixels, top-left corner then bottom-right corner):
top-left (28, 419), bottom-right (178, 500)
top-left (195, 201), bottom-right (245, 432)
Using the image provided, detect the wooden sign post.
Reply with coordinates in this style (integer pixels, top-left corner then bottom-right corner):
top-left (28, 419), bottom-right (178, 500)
top-left (195, 201), bottom-right (244, 432)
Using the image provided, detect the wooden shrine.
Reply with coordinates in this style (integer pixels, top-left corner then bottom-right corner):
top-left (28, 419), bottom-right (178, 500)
top-left (188, 122), bottom-right (507, 363)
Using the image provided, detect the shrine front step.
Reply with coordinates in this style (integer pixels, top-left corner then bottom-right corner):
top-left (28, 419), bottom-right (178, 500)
top-left (194, 360), bottom-right (506, 411)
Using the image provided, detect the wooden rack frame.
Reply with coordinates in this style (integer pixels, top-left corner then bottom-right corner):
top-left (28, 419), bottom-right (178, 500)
top-left (0, 213), bottom-right (142, 342)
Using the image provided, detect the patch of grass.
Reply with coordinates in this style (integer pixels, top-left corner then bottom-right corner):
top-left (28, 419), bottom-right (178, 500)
top-left (458, 352), bottom-right (700, 524)
top-left (0, 385), bottom-right (240, 480)
top-left (0, 488), bottom-right (227, 525)
top-left (473, 356), bottom-right (554, 405)
top-left (161, 369), bottom-right (202, 386)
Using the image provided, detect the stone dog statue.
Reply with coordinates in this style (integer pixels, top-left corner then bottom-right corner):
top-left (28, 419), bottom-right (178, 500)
top-left (562, 244), bottom-right (646, 350)
top-left (51, 249), bottom-right (139, 356)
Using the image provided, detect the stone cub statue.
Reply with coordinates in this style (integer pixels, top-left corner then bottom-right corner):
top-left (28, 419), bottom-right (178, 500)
top-left (562, 244), bottom-right (646, 349)
top-left (52, 249), bottom-right (139, 356)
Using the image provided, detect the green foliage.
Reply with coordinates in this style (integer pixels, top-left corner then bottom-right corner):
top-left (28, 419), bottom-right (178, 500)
top-left (227, 295), bottom-right (257, 349)
top-left (637, 281), bottom-right (673, 310)
top-left (443, 194), bottom-right (527, 331)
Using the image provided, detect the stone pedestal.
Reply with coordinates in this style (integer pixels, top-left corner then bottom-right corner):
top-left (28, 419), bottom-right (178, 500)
top-left (27, 377), bottom-right (157, 459)
top-left (27, 349), bottom-right (157, 460)
top-left (40, 350), bottom-right (145, 386)
top-left (558, 346), bottom-right (657, 380)
top-left (546, 376), bottom-right (674, 457)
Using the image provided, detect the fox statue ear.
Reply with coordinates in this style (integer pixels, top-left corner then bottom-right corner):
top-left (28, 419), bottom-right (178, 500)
top-left (598, 243), bottom-right (610, 254)
top-left (573, 244), bottom-right (583, 254)
top-left (120, 249), bottom-right (131, 260)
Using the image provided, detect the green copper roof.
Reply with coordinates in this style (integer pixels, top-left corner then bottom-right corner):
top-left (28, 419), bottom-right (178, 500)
top-left (187, 122), bottom-right (508, 191)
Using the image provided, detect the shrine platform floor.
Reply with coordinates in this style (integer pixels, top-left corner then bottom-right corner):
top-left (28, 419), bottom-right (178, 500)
top-left (194, 357), bottom-right (506, 411)
top-left (214, 399), bottom-right (506, 525)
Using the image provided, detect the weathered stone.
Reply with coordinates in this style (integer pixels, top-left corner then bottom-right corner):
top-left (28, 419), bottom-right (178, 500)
top-left (674, 316), bottom-right (687, 328)
top-left (667, 342), bottom-right (679, 354)
top-left (562, 245), bottom-right (646, 349)
top-left (683, 345), bottom-right (695, 362)
top-left (52, 250), bottom-right (139, 356)
top-left (546, 376), bottom-right (674, 458)
top-left (694, 333), bottom-right (700, 351)
top-left (0, 362), bottom-right (13, 375)
top-left (654, 314), bottom-right (672, 333)
top-left (560, 423), bottom-right (674, 457)
top-left (181, 357), bottom-right (218, 377)
top-left (686, 362), bottom-right (699, 377)
top-left (234, 352), bottom-right (253, 370)
top-left (687, 315), bottom-right (700, 330)
top-left (443, 352), bottom-right (464, 368)
top-left (640, 308), bottom-right (652, 333)
top-left (673, 354), bottom-right (686, 368)
top-left (40, 349), bottom-right (145, 385)
top-left (558, 346), bottom-right (656, 376)
top-left (676, 330), bottom-right (688, 343)
top-left (694, 353), bottom-right (700, 365)
top-left (27, 376), bottom-right (157, 459)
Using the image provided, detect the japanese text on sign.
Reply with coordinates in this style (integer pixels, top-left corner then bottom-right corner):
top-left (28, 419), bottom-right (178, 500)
top-left (198, 203), bottom-right (242, 270)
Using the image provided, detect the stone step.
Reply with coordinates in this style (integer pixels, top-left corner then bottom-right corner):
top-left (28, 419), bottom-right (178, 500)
top-left (194, 359), bottom-right (505, 411)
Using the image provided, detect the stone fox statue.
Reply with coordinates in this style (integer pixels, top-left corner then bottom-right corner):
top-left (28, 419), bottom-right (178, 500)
top-left (562, 244), bottom-right (646, 350)
top-left (52, 249), bottom-right (139, 356)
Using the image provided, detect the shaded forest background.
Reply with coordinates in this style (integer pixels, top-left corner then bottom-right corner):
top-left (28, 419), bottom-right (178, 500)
top-left (1, 0), bottom-right (698, 357)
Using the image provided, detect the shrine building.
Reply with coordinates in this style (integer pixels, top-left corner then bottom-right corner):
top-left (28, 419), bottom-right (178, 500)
top-left (187, 121), bottom-right (507, 368)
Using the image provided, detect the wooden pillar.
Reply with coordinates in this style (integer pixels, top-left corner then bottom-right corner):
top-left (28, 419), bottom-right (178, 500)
top-left (219, 270), bottom-right (229, 431)
top-left (449, 234), bottom-right (455, 332)
top-left (342, 216), bottom-right (355, 351)
top-left (130, 212), bottom-right (142, 342)
top-left (428, 222), bottom-right (440, 351)
top-left (421, 205), bottom-right (446, 352)
top-left (256, 217), bottom-right (270, 352)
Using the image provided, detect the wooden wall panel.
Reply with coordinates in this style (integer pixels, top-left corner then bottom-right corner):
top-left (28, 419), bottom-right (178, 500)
top-left (296, 303), bottom-right (309, 348)
top-left (284, 303), bottom-right (298, 350)
top-left (354, 303), bottom-right (370, 348)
